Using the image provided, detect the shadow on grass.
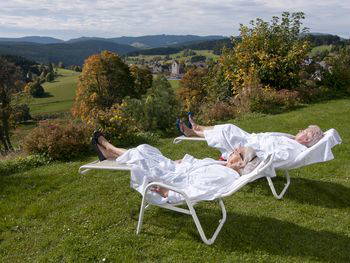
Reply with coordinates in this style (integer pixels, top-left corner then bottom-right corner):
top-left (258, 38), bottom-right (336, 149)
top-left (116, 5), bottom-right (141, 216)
top-left (247, 176), bottom-right (350, 208)
top-left (147, 209), bottom-right (350, 262)
top-left (41, 92), bottom-right (53, 98)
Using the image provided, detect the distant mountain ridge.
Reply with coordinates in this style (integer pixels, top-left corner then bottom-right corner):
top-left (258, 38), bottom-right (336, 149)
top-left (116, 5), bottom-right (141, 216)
top-left (67, 34), bottom-right (226, 48)
top-left (0, 40), bottom-right (138, 66)
top-left (0, 33), bottom-right (347, 66)
top-left (0, 36), bottom-right (64, 44)
top-left (0, 34), bottom-right (226, 48)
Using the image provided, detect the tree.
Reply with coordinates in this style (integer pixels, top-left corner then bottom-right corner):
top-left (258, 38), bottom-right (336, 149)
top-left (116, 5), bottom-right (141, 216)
top-left (190, 55), bottom-right (206, 63)
top-left (142, 75), bottom-right (180, 131)
top-left (221, 12), bottom-right (310, 94)
top-left (72, 51), bottom-right (135, 124)
top-left (129, 65), bottom-right (153, 98)
top-left (177, 67), bottom-right (208, 113)
top-left (24, 80), bottom-right (45, 97)
top-left (0, 57), bottom-right (23, 153)
top-left (46, 71), bottom-right (55, 82)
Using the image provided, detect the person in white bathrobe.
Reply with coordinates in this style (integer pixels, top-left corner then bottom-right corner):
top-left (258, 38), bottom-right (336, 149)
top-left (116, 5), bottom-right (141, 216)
top-left (93, 134), bottom-right (261, 204)
top-left (179, 117), bottom-right (324, 170)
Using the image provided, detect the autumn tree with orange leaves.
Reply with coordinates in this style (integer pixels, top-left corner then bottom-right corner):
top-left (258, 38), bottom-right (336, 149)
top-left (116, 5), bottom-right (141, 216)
top-left (176, 67), bottom-right (208, 113)
top-left (72, 51), bottom-right (135, 124)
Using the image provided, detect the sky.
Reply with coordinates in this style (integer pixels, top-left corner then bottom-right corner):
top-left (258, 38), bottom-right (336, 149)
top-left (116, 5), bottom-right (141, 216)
top-left (0, 0), bottom-right (349, 40)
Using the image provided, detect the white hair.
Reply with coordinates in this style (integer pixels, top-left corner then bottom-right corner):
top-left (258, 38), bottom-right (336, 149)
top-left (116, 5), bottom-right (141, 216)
top-left (239, 147), bottom-right (262, 175)
top-left (305, 125), bottom-right (324, 147)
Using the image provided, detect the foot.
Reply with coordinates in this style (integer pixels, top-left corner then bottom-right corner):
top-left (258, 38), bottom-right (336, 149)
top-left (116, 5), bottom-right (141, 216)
top-left (187, 112), bottom-right (194, 129)
top-left (180, 121), bottom-right (197, 137)
top-left (91, 131), bottom-right (106, 161)
top-left (188, 113), bottom-right (199, 131)
top-left (92, 130), bottom-right (104, 145)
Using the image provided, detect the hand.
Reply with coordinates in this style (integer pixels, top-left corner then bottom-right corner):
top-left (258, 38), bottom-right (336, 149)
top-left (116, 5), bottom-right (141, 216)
top-left (151, 186), bottom-right (169, 198)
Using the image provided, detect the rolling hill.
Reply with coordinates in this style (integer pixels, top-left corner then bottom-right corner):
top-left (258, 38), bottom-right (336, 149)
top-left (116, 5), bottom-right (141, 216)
top-left (0, 36), bottom-right (64, 44)
top-left (67, 34), bottom-right (226, 48)
top-left (0, 40), bottom-right (138, 66)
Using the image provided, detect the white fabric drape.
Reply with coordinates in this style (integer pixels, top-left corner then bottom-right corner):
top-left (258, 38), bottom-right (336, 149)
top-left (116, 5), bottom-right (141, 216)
top-left (116, 144), bottom-right (240, 204)
top-left (204, 124), bottom-right (341, 171)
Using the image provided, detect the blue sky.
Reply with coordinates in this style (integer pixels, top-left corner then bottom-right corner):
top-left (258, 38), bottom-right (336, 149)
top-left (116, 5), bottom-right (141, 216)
top-left (0, 0), bottom-right (349, 40)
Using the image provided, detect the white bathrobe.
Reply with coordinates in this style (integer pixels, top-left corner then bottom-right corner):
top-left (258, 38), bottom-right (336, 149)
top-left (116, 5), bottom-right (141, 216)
top-left (204, 124), bottom-right (307, 169)
top-left (116, 144), bottom-right (240, 204)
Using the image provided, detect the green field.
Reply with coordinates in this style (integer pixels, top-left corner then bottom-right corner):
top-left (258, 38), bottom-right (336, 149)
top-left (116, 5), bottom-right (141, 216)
top-left (29, 69), bottom-right (80, 116)
top-left (310, 45), bottom-right (333, 57)
top-left (127, 49), bottom-right (219, 64)
top-left (1, 98), bottom-right (349, 262)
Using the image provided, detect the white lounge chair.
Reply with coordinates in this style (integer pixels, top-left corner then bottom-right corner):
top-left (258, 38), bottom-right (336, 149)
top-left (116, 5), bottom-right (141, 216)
top-left (79, 154), bottom-right (274, 245)
top-left (173, 128), bottom-right (342, 199)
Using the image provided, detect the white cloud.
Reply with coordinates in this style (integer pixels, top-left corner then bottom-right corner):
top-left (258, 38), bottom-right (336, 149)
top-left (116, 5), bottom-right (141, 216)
top-left (0, 0), bottom-right (349, 39)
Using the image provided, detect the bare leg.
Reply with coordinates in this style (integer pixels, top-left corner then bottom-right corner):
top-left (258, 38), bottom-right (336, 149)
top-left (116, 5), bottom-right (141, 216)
top-left (188, 115), bottom-right (214, 132)
top-left (97, 144), bottom-right (118, 159)
top-left (98, 136), bottom-right (127, 156)
top-left (180, 121), bottom-right (199, 137)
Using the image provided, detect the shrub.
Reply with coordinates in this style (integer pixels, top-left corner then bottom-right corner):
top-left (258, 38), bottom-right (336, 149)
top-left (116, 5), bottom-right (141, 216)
top-left (221, 12), bottom-right (310, 94)
top-left (45, 71), bottom-right (55, 82)
top-left (96, 102), bottom-right (142, 146)
top-left (142, 76), bottom-right (180, 132)
top-left (23, 120), bottom-right (92, 160)
top-left (123, 76), bottom-right (180, 133)
top-left (320, 47), bottom-right (350, 97)
top-left (250, 88), bottom-right (300, 114)
top-left (24, 80), bottom-right (45, 97)
top-left (13, 104), bottom-right (31, 123)
top-left (177, 67), bottom-right (208, 113)
top-left (130, 65), bottom-right (153, 98)
top-left (198, 100), bottom-right (237, 125)
top-left (202, 62), bottom-right (233, 105)
top-left (95, 102), bottom-right (161, 147)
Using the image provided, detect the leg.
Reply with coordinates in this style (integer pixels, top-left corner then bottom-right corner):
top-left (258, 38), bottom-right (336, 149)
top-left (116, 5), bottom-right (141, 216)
top-left (97, 144), bottom-right (118, 159)
top-left (188, 114), bottom-right (214, 132)
top-left (98, 136), bottom-right (127, 157)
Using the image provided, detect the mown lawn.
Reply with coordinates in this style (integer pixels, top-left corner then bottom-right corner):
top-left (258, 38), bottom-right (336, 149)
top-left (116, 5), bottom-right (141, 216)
top-left (1, 99), bottom-right (349, 262)
top-left (29, 69), bottom-right (80, 116)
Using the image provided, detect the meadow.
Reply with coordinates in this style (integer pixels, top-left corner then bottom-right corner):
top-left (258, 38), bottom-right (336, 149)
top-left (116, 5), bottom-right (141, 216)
top-left (126, 49), bottom-right (219, 64)
top-left (29, 69), bottom-right (80, 116)
top-left (1, 98), bottom-right (349, 262)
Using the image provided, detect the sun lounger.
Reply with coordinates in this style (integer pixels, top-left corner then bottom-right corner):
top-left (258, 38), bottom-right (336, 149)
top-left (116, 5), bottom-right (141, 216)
top-left (79, 154), bottom-right (274, 245)
top-left (172, 128), bottom-right (341, 199)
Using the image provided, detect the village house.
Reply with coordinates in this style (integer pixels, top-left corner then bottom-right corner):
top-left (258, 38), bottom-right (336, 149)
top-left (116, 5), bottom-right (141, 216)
top-left (170, 60), bottom-right (184, 79)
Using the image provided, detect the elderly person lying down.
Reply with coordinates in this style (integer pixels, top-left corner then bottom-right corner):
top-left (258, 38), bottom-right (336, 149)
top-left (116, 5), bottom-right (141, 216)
top-left (178, 116), bottom-right (324, 169)
top-left (92, 132), bottom-right (261, 204)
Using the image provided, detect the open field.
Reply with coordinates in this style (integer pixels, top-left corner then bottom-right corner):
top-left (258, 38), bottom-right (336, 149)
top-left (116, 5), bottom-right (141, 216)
top-left (29, 69), bottom-right (80, 116)
top-left (1, 98), bottom-right (349, 262)
top-left (310, 45), bottom-right (333, 57)
top-left (126, 49), bottom-right (219, 64)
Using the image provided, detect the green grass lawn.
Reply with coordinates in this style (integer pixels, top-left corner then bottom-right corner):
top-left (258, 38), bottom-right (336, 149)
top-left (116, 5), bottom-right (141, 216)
top-left (1, 99), bottom-right (350, 262)
top-left (29, 69), bottom-right (80, 116)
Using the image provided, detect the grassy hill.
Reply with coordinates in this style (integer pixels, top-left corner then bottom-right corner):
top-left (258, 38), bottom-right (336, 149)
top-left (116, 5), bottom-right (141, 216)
top-left (29, 69), bottom-right (80, 116)
top-left (1, 98), bottom-right (349, 262)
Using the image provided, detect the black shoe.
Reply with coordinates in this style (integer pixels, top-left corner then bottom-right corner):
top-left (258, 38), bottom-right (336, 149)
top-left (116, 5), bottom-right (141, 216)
top-left (91, 131), bottom-right (106, 161)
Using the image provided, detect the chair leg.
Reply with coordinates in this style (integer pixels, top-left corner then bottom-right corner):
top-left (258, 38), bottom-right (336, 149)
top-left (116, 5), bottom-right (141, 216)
top-left (136, 195), bottom-right (148, 234)
top-left (266, 170), bottom-right (291, 200)
top-left (187, 198), bottom-right (227, 245)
